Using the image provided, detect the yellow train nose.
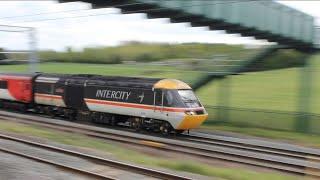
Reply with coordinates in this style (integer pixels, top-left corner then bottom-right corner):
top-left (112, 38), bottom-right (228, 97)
top-left (177, 114), bottom-right (208, 130)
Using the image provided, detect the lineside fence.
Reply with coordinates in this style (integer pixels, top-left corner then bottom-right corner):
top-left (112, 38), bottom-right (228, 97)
top-left (203, 53), bottom-right (320, 134)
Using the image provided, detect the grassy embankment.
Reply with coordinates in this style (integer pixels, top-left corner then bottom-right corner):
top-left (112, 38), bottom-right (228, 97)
top-left (0, 120), bottom-right (299, 180)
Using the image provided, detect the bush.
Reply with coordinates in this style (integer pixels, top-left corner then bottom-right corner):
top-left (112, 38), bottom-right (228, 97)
top-left (247, 49), bottom-right (307, 71)
top-left (0, 48), bottom-right (7, 60)
top-left (37, 42), bottom-right (249, 64)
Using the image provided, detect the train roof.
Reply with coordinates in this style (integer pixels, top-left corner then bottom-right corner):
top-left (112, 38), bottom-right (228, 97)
top-left (1, 73), bottom-right (192, 90)
top-left (38, 73), bottom-right (162, 89)
top-left (0, 73), bottom-right (39, 80)
top-left (0, 73), bottom-right (38, 77)
top-left (38, 73), bottom-right (192, 90)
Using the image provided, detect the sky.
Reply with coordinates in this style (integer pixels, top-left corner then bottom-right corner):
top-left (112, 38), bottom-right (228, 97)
top-left (0, 1), bottom-right (319, 51)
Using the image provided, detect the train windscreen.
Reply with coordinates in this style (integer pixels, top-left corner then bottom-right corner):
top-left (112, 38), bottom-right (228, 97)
top-left (178, 90), bottom-right (202, 108)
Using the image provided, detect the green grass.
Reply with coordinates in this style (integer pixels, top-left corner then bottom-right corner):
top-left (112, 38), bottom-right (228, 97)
top-left (197, 53), bottom-right (320, 113)
top-left (204, 124), bottom-right (320, 148)
top-left (0, 121), bottom-right (298, 180)
top-left (0, 62), bottom-right (205, 84)
top-left (198, 53), bottom-right (320, 133)
top-left (198, 67), bottom-right (301, 112)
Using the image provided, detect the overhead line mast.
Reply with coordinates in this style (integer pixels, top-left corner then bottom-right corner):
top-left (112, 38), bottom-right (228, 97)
top-left (0, 25), bottom-right (38, 72)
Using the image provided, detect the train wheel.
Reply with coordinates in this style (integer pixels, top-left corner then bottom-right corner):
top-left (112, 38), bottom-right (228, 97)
top-left (19, 105), bottom-right (27, 113)
top-left (90, 112), bottom-right (98, 123)
top-left (44, 107), bottom-right (54, 117)
top-left (68, 111), bottom-right (77, 121)
top-left (160, 122), bottom-right (171, 136)
top-left (110, 116), bottom-right (116, 126)
top-left (131, 118), bottom-right (141, 132)
top-left (34, 106), bottom-right (40, 114)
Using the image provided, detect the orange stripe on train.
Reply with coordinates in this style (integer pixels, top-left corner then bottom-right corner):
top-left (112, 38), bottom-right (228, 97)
top-left (84, 98), bottom-right (203, 113)
top-left (35, 93), bottom-right (62, 99)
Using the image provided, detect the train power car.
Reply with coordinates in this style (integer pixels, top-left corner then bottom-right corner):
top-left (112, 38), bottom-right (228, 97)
top-left (0, 73), bottom-right (208, 135)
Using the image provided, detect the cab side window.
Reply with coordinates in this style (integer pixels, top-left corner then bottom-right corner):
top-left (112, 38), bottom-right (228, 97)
top-left (0, 81), bottom-right (7, 89)
top-left (165, 90), bottom-right (174, 107)
top-left (154, 89), bottom-right (163, 106)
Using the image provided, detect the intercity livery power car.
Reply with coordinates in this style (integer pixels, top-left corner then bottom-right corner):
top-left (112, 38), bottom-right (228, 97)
top-left (0, 73), bottom-right (208, 135)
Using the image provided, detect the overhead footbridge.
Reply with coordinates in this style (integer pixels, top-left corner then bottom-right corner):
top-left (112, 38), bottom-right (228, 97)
top-left (59, 0), bottom-right (318, 49)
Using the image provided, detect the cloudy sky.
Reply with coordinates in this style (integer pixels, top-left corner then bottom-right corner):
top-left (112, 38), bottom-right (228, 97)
top-left (0, 1), bottom-right (319, 51)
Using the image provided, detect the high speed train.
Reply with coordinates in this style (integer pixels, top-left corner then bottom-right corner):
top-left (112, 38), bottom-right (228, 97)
top-left (0, 73), bottom-right (208, 135)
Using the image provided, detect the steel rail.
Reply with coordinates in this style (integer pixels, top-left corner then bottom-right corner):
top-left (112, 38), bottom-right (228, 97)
top-left (0, 111), bottom-right (320, 177)
top-left (0, 133), bottom-right (190, 180)
top-left (180, 134), bottom-right (320, 162)
top-left (0, 147), bottom-right (115, 180)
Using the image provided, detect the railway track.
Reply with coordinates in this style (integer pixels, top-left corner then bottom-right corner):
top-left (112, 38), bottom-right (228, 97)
top-left (0, 110), bottom-right (320, 178)
top-left (181, 133), bottom-right (320, 162)
top-left (0, 147), bottom-right (114, 180)
top-left (0, 133), bottom-right (190, 180)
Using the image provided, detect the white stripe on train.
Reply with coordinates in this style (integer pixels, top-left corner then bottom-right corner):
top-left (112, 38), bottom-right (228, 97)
top-left (85, 100), bottom-right (185, 129)
top-left (0, 89), bottom-right (16, 101)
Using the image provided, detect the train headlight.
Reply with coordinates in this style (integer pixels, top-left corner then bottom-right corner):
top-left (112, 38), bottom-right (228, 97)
top-left (185, 111), bottom-right (196, 115)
